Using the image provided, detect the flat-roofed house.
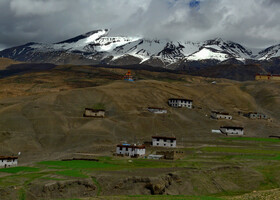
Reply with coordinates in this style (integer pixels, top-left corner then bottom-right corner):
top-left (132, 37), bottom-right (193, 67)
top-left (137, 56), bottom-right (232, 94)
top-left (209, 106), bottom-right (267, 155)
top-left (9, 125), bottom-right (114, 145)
top-left (116, 144), bottom-right (145, 157)
top-left (168, 98), bottom-right (193, 109)
top-left (220, 126), bottom-right (244, 136)
top-left (152, 136), bottom-right (176, 147)
top-left (245, 112), bottom-right (269, 120)
top-left (211, 111), bottom-right (232, 120)
top-left (0, 156), bottom-right (18, 168)
top-left (147, 107), bottom-right (167, 114)
top-left (83, 108), bottom-right (105, 118)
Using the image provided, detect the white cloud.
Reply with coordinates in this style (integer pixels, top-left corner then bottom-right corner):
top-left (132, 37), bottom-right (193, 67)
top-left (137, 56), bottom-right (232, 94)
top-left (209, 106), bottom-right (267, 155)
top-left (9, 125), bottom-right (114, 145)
top-left (0, 0), bottom-right (280, 49)
top-left (10, 0), bottom-right (66, 16)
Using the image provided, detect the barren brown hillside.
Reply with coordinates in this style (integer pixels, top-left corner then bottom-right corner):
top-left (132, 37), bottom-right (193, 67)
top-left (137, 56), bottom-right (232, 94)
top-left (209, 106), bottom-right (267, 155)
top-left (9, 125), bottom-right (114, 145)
top-left (0, 64), bottom-right (279, 163)
top-left (0, 58), bottom-right (20, 70)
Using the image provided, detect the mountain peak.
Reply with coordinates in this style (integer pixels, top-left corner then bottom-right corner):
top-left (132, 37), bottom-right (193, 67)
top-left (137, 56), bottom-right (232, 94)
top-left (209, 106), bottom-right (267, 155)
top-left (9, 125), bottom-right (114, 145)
top-left (56, 29), bottom-right (108, 44)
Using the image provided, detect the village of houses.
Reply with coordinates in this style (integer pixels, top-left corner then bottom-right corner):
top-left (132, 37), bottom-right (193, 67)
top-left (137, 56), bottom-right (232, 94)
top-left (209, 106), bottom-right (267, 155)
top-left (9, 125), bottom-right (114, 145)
top-left (0, 71), bottom-right (276, 168)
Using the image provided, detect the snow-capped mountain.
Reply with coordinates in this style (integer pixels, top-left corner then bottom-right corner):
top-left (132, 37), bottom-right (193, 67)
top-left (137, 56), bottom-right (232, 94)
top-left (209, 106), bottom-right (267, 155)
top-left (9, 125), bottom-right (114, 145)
top-left (257, 44), bottom-right (280, 60)
top-left (0, 29), bottom-right (280, 68)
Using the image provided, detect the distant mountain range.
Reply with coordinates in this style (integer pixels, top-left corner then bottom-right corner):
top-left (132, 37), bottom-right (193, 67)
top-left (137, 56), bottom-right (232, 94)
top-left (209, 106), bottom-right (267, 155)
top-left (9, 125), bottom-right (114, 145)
top-left (0, 29), bottom-right (280, 75)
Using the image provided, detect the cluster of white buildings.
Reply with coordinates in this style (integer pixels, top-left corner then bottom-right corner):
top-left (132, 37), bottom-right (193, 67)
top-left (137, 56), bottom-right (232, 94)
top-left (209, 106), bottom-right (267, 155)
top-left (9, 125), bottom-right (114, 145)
top-left (116, 136), bottom-right (177, 157)
top-left (0, 156), bottom-right (18, 168)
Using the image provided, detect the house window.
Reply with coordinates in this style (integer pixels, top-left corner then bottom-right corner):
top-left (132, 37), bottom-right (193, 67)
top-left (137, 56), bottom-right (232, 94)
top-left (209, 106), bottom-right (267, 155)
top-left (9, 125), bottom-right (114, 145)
top-left (119, 147), bottom-right (122, 150)
top-left (171, 144), bottom-right (173, 147)
top-left (157, 143), bottom-right (159, 146)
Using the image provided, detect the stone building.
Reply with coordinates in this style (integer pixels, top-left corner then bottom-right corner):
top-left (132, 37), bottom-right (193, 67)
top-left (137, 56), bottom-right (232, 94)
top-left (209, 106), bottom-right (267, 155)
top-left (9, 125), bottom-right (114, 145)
top-left (147, 107), bottom-right (167, 114)
top-left (84, 108), bottom-right (105, 117)
top-left (244, 112), bottom-right (269, 120)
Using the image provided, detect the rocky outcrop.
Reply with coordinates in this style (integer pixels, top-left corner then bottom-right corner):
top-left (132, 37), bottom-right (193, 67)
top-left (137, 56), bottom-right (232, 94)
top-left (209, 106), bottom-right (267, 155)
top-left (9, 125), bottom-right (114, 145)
top-left (111, 173), bottom-right (182, 195)
top-left (28, 179), bottom-right (96, 199)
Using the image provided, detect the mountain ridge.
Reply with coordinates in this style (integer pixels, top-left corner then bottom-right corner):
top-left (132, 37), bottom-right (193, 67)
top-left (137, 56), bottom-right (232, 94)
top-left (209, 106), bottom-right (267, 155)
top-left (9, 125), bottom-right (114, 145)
top-left (0, 29), bottom-right (280, 68)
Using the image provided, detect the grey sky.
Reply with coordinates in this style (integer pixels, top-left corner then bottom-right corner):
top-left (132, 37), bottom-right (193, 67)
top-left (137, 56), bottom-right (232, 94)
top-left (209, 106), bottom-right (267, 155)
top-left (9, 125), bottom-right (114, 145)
top-left (0, 0), bottom-right (280, 50)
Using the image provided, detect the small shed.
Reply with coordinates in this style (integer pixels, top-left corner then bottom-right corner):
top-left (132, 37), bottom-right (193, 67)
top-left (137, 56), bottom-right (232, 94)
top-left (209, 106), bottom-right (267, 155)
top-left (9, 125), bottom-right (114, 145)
top-left (156, 150), bottom-right (185, 160)
top-left (0, 156), bottom-right (18, 168)
top-left (147, 155), bottom-right (164, 160)
top-left (84, 108), bottom-right (105, 118)
top-left (147, 107), bottom-right (167, 114)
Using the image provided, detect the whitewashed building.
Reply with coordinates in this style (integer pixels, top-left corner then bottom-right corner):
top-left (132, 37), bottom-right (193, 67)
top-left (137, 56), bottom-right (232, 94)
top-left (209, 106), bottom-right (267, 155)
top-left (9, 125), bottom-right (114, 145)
top-left (211, 111), bottom-right (232, 120)
top-left (116, 144), bottom-right (145, 157)
top-left (220, 126), bottom-right (244, 136)
top-left (84, 108), bottom-right (105, 118)
top-left (147, 107), bottom-right (167, 114)
top-left (168, 98), bottom-right (193, 109)
top-left (152, 136), bottom-right (176, 147)
top-left (0, 156), bottom-right (18, 168)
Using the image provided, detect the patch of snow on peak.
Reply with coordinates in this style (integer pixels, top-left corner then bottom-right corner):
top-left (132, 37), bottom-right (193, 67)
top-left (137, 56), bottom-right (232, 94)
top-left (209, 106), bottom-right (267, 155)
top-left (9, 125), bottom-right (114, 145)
top-left (85, 29), bottom-right (108, 43)
top-left (187, 48), bottom-right (229, 61)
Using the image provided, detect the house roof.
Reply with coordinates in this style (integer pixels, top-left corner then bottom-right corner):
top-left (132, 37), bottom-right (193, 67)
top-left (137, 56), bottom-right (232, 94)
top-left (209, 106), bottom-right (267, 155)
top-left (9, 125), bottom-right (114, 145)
top-left (168, 98), bottom-right (193, 102)
top-left (248, 112), bottom-right (266, 115)
top-left (0, 156), bottom-right (18, 160)
top-left (220, 126), bottom-right (244, 130)
top-left (255, 74), bottom-right (280, 77)
top-left (152, 136), bottom-right (176, 140)
top-left (211, 111), bottom-right (230, 115)
top-left (85, 108), bottom-right (105, 112)
top-left (117, 144), bottom-right (145, 149)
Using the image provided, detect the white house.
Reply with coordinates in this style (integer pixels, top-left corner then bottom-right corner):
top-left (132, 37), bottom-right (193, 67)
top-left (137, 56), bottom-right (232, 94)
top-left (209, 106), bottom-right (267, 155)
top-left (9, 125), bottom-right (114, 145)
top-left (152, 136), bottom-right (176, 147)
top-left (168, 98), bottom-right (193, 109)
top-left (220, 126), bottom-right (244, 136)
top-left (0, 156), bottom-right (18, 168)
top-left (116, 144), bottom-right (145, 157)
top-left (83, 108), bottom-right (105, 118)
top-left (211, 111), bottom-right (232, 120)
top-left (147, 107), bottom-right (167, 114)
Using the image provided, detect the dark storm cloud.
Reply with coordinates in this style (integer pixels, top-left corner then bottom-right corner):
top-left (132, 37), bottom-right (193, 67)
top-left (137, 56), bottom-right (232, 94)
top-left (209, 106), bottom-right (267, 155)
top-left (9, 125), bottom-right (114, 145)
top-left (0, 0), bottom-right (280, 50)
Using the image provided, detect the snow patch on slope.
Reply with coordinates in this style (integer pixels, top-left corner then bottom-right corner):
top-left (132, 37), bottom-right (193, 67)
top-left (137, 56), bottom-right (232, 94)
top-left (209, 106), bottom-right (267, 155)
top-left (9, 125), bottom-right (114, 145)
top-left (187, 48), bottom-right (229, 61)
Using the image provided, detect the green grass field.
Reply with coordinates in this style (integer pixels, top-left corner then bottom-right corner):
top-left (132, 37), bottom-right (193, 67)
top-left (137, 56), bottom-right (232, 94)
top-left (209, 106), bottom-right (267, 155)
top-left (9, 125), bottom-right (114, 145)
top-left (0, 166), bottom-right (39, 174)
top-left (88, 195), bottom-right (225, 200)
top-left (1, 138), bottom-right (280, 200)
top-left (222, 137), bottom-right (280, 143)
